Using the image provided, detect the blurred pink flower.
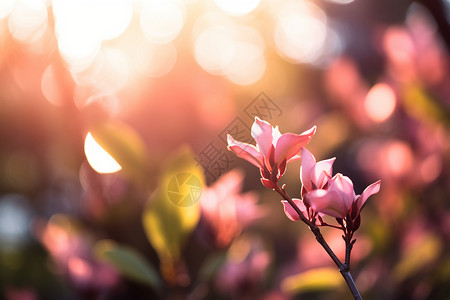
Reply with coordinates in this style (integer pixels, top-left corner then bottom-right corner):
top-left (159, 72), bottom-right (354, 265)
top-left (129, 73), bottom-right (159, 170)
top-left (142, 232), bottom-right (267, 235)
top-left (35, 216), bottom-right (119, 290)
top-left (215, 235), bottom-right (270, 298)
top-left (227, 117), bottom-right (316, 188)
top-left (304, 174), bottom-right (381, 219)
top-left (201, 169), bottom-right (265, 248)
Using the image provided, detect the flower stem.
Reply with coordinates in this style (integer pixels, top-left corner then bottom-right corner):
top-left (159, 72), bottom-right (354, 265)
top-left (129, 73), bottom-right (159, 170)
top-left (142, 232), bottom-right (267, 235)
top-left (273, 184), bottom-right (362, 300)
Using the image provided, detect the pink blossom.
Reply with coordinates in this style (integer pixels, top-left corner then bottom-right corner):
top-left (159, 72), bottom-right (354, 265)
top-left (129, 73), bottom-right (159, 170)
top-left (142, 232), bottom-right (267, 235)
top-left (304, 174), bottom-right (381, 219)
top-left (300, 148), bottom-right (336, 196)
top-left (227, 117), bottom-right (316, 187)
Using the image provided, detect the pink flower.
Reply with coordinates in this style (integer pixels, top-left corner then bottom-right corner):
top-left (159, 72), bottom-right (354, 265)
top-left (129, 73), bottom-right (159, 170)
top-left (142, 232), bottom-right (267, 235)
top-left (227, 117), bottom-right (316, 187)
top-left (300, 148), bottom-right (336, 196)
top-left (281, 198), bottom-right (308, 221)
top-left (304, 174), bottom-right (381, 219)
top-left (201, 170), bottom-right (265, 248)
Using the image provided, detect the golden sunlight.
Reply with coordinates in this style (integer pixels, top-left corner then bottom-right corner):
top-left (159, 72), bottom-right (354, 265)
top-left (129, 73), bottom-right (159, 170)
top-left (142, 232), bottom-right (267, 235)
top-left (84, 132), bottom-right (122, 174)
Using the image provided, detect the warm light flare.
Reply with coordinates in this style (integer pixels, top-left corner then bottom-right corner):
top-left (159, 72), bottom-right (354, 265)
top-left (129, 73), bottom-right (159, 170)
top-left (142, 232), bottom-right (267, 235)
top-left (8, 0), bottom-right (48, 43)
top-left (214, 0), bottom-right (260, 16)
top-left (139, 0), bottom-right (185, 44)
top-left (53, 0), bottom-right (132, 71)
top-left (194, 25), bottom-right (235, 76)
top-left (364, 83), bottom-right (396, 122)
top-left (134, 41), bottom-right (177, 77)
top-left (84, 132), bottom-right (122, 174)
top-left (0, 0), bottom-right (16, 19)
top-left (386, 141), bottom-right (414, 177)
top-left (41, 64), bottom-right (65, 107)
top-left (73, 48), bottom-right (130, 93)
top-left (194, 18), bottom-right (266, 85)
top-left (274, 1), bottom-right (327, 64)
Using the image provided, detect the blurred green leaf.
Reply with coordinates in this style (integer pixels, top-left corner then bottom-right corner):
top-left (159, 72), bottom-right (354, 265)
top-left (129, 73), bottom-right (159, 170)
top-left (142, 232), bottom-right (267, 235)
top-left (402, 85), bottom-right (448, 124)
top-left (198, 252), bottom-right (227, 281)
top-left (94, 239), bottom-right (161, 289)
top-left (142, 146), bottom-right (204, 275)
top-left (89, 121), bottom-right (151, 180)
top-left (393, 233), bottom-right (442, 282)
top-left (281, 267), bottom-right (343, 294)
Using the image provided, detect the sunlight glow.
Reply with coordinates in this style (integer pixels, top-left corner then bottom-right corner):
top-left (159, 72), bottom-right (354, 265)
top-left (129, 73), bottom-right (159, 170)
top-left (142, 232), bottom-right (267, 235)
top-left (193, 16), bottom-right (266, 85)
top-left (84, 132), bottom-right (122, 174)
top-left (139, 0), bottom-right (185, 44)
top-left (0, 0), bottom-right (16, 19)
top-left (134, 41), bottom-right (177, 77)
top-left (224, 41), bottom-right (266, 85)
top-left (214, 0), bottom-right (260, 16)
top-left (53, 0), bottom-right (132, 71)
top-left (274, 1), bottom-right (327, 64)
top-left (364, 83), bottom-right (396, 122)
top-left (73, 48), bottom-right (130, 93)
top-left (8, 0), bottom-right (48, 43)
top-left (194, 25), bottom-right (236, 75)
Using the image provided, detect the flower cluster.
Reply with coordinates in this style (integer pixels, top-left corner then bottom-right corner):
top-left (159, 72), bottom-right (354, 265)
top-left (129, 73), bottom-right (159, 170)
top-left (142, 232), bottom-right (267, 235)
top-left (227, 117), bottom-right (316, 189)
top-left (228, 118), bottom-right (380, 237)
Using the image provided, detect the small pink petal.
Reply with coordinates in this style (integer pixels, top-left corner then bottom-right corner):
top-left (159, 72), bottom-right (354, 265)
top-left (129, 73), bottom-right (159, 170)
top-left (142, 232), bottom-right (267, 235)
top-left (251, 117), bottom-right (274, 158)
top-left (274, 126), bottom-right (316, 164)
top-left (300, 148), bottom-right (317, 191)
top-left (227, 134), bottom-right (263, 168)
top-left (281, 199), bottom-right (306, 221)
top-left (329, 174), bottom-right (355, 211)
top-left (358, 180), bottom-right (381, 211)
top-left (305, 189), bottom-right (348, 218)
top-left (313, 157), bottom-right (336, 189)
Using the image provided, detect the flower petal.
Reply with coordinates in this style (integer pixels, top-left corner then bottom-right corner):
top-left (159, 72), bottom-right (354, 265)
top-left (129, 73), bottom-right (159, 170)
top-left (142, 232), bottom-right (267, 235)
top-left (251, 117), bottom-right (274, 158)
top-left (357, 180), bottom-right (381, 212)
top-left (328, 174), bottom-right (355, 211)
top-left (304, 189), bottom-right (348, 218)
top-left (274, 126), bottom-right (316, 163)
top-left (227, 134), bottom-right (263, 168)
top-left (300, 148), bottom-right (316, 192)
top-left (281, 199), bottom-right (306, 221)
top-left (272, 126), bottom-right (282, 145)
top-left (313, 157), bottom-right (336, 189)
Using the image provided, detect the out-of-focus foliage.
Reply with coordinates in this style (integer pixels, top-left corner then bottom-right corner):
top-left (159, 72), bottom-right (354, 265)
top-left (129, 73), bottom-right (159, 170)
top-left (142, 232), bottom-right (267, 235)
top-left (281, 267), bottom-right (343, 294)
top-left (142, 147), bottom-right (204, 284)
top-left (93, 239), bottom-right (161, 289)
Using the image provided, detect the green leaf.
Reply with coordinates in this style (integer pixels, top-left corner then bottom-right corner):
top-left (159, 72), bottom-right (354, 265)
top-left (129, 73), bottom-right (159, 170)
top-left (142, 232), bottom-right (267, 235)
top-left (281, 267), bottom-right (343, 294)
top-left (142, 146), bottom-right (204, 271)
top-left (94, 239), bottom-right (161, 289)
top-left (393, 233), bottom-right (442, 282)
top-left (89, 121), bottom-right (151, 180)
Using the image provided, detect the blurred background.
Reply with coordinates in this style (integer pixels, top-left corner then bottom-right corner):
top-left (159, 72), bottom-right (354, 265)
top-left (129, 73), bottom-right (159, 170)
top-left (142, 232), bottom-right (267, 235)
top-left (0, 0), bottom-right (449, 299)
